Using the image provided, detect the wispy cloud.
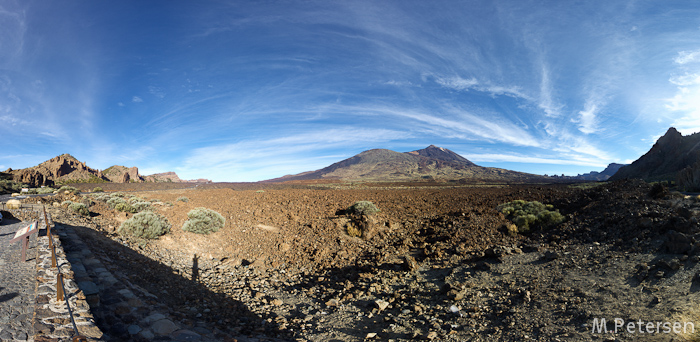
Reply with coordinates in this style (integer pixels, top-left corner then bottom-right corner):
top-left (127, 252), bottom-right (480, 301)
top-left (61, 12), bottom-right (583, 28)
top-left (181, 128), bottom-right (408, 181)
top-left (462, 153), bottom-right (606, 167)
top-left (666, 50), bottom-right (700, 135)
top-left (132, 96), bottom-right (143, 103)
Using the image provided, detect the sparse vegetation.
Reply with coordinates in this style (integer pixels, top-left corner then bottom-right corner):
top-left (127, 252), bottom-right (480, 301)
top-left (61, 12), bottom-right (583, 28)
top-left (62, 200), bottom-right (73, 206)
top-left (132, 201), bottom-right (152, 212)
top-left (0, 175), bottom-right (26, 195)
top-left (58, 185), bottom-right (81, 195)
top-left (69, 202), bottom-right (90, 216)
top-left (93, 187), bottom-right (104, 192)
top-left (107, 197), bottom-right (127, 209)
top-left (35, 187), bottom-right (56, 194)
top-left (115, 202), bottom-right (137, 213)
top-left (176, 196), bottom-right (189, 203)
top-left (182, 207), bottom-right (225, 234)
top-left (118, 211), bottom-right (171, 239)
top-left (347, 201), bottom-right (380, 216)
top-left (497, 200), bottom-right (564, 234)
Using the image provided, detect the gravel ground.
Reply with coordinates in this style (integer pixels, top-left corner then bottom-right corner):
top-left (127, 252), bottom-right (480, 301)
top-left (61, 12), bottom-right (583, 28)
top-left (23, 180), bottom-right (700, 341)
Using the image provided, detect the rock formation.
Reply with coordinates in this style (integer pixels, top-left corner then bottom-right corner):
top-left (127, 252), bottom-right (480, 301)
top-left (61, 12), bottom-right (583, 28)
top-left (6, 154), bottom-right (105, 187)
top-left (610, 127), bottom-right (700, 182)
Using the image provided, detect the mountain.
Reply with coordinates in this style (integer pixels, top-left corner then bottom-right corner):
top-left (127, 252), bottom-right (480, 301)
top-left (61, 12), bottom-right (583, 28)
top-left (562, 163), bottom-right (627, 181)
top-left (5, 154), bottom-right (105, 187)
top-left (609, 127), bottom-right (700, 182)
top-left (267, 145), bottom-right (547, 183)
top-left (4, 154), bottom-right (209, 187)
top-left (102, 165), bottom-right (144, 183)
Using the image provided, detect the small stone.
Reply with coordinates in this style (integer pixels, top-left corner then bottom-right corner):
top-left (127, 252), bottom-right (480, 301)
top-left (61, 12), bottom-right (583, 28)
top-left (272, 298), bottom-right (284, 306)
top-left (151, 319), bottom-right (178, 335)
top-left (375, 299), bottom-right (390, 311)
top-left (128, 325), bottom-right (142, 335)
top-left (325, 298), bottom-right (340, 307)
top-left (426, 331), bottom-right (438, 340)
top-left (366, 332), bottom-right (377, 339)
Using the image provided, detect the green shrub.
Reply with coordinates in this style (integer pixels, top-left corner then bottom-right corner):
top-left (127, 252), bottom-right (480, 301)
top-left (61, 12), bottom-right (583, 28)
top-left (115, 202), bottom-right (137, 213)
top-left (182, 207), bottom-right (225, 234)
top-left (347, 201), bottom-right (380, 216)
top-left (497, 200), bottom-right (564, 234)
top-left (62, 200), bottom-right (73, 206)
top-left (176, 196), bottom-right (189, 203)
top-left (132, 201), bottom-right (152, 212)
top-left (110, 192), bottom-right (126, 198)
top-left (93, 187), bottom-right (104, 193)
top-left (107, 197), bottom-right (127, 209)
top-left (80, 196), bottom-right (95, 207)
top-left (118, 211), bottom-right (171, 239)
top-left (58, 185), bottom-right (80, 195)
top-left (69, 202), bottom-right (90, 216)
top-left (36, 187), bottom-right (56, 194)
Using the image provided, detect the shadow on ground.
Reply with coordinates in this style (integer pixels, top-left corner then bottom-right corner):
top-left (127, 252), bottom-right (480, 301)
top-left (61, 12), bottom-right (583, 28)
top-left (60, 223), bottom-right (291, 341)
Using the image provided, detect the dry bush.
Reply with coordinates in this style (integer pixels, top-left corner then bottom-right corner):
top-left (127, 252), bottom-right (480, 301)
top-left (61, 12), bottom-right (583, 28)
top-left (182, 207), bottom-right (225, 234)
top-left (118, 211), bottom-right (171, 239)
top-left (69, 202), bottom-right (89, 216)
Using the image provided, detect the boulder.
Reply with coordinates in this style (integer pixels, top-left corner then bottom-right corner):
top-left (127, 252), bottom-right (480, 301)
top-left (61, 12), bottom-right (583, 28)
top-left (6, 199), bottom-right (21, 209)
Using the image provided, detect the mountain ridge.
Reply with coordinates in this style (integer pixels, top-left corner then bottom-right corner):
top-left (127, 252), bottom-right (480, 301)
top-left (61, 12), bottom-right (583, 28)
top-left (609, 127), bottom-right (700, 182)
top-left (267, 145), bottom-right (547, 183)
top-left (4, 154), bottom-right (209, 187)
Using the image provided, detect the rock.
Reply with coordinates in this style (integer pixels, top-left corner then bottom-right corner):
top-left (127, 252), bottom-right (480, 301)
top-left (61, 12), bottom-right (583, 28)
top-left (403, 255), bottom-right (419, 272)
top-left (272, 298), bottom-right (284, 306)
top-left (375, 299), bottom-right (390, 311)
top-left (426, 331), bottom-right (439, 340)
top-left (664, 230), bottom-right (692, 254)
top-left (486, 246), bottom-right (511, 258)
top-left (6, 199), bottom-right (21, 209)
top-left (171, 329), bottom-right (202, 341)
top-left (128, 325), bottom-right (142, 335)
top-left (151, 319), bottom-right (178, 335)
top-left (365, 332), bottom-right (377, 339)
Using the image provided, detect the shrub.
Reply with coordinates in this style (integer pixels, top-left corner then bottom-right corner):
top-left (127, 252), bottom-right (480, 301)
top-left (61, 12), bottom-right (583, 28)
top-left (107, 197), bottom-right (127, 209)
top-left (176, 197), bottom-right (189, 203)
top-left (110, 192), bottom-right (126, 198)
top-left (115, 202), bottom-right (137, 213)
top-left (497, 200), bottom-right (564, 234)
top-left (62, 200), bottom-right (73, 206)
top-left (36, 187), bottom-right (56, 194)
top-left (69, 202), bottom-right (89, 216)
top-left (132, 201), bottom-right (152, 212)
top-left (182, 208), bottom-right (225, 234)
top-left (93, 187), bottom-right (104, 193)
top-left (347, 201), bottom-right (380, 216)
top-left (80, 196), bottom-right (95, 207)
top-left (118, 211), bottom-right (171, 239)
top-left (58, 185), bottom-right (80, 195)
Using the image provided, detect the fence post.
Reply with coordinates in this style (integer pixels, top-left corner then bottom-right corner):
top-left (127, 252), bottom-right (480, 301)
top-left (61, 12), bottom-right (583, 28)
top-left (56, 273), bottom-right (64, 302)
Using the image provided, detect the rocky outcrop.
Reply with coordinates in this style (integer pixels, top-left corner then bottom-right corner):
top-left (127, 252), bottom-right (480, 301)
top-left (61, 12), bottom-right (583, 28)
top-left (144, 172), bottom-right (183, 183)
top-left (103, 165), bottom-right (145, 183)
top-left (610, 127), bottom-right (700, 182)
top-left (6, 154), bottom-right (105, 187)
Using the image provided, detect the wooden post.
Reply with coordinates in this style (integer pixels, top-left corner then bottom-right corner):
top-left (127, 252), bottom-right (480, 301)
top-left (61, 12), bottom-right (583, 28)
top-left (51, 241), bottom-right (57, 268)
top-left (56, 273), bottom-right (64, 302)
top-left (72, 336), bottom-right (87, 342)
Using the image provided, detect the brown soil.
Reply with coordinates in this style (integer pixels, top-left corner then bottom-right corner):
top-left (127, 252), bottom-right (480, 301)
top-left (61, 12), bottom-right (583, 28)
top-left (33, 180), bottom-right (700, 341)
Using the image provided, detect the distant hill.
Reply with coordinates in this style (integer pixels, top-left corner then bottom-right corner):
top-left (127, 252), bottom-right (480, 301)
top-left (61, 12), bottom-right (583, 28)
top-left (550, 163), bottom-right (627, 181)
top-left (609, 127), bottom-right (700, 182)
top-left (4, 154), bottom-right (210, 187)
top-left (267, 145), bottom-right (548, 183)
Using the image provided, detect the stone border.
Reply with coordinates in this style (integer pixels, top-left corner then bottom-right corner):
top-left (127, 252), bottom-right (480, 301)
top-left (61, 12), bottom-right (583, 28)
top-left (4, 205), bottom-right (104, 341)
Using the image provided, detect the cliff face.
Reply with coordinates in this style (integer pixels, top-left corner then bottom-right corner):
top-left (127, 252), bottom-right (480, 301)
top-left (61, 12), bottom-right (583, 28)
top-left (102, 165), bottom-right (145, 183)
top-left (6, 154), bottom-right (105, 187)
top-left (609, 127), bottom-right (700, 182)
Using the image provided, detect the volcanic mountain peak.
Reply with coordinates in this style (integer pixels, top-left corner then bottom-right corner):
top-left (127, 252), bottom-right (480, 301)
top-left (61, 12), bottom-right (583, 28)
top-left (407, 145), bottom-right (475, 166)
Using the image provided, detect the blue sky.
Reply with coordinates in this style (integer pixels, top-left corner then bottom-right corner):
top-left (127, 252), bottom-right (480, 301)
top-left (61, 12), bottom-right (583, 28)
top-left (1, 1), bottom-right (699, 182)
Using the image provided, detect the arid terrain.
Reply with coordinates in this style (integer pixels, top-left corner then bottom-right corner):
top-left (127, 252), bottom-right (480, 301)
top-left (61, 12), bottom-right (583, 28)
top-left (17, 179), bottom-right (700, 341)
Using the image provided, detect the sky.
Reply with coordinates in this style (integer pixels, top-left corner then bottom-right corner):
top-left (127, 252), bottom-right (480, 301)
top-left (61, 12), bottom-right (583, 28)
top-left (1, 0), bottom-right (699, 182)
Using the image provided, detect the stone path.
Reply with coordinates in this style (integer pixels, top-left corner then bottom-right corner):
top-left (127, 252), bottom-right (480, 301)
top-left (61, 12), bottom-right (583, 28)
top-left (0, 219), bottom-right (37, 342)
